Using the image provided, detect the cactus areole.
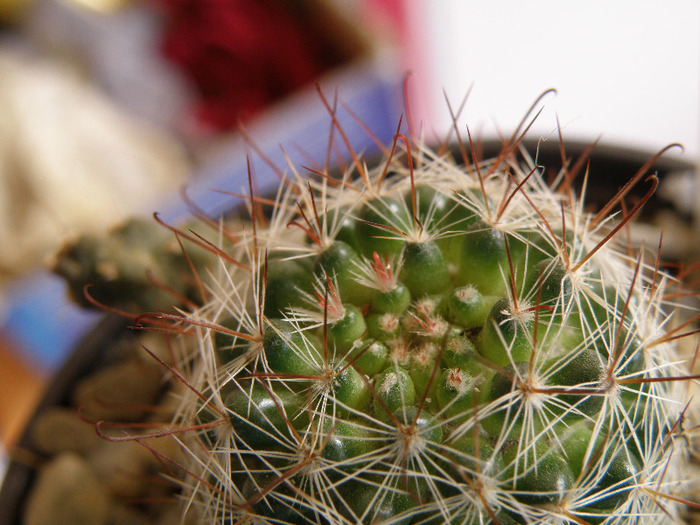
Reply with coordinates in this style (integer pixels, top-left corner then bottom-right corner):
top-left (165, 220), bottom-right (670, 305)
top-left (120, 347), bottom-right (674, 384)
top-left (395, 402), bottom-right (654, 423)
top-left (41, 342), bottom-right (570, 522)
top-left (79, 94), bottom-right (697, 524)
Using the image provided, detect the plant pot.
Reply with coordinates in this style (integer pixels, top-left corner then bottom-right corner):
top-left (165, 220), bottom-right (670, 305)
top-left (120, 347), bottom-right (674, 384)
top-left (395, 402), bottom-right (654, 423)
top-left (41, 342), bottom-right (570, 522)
top-left (0, 315), bottom-right (131, 525)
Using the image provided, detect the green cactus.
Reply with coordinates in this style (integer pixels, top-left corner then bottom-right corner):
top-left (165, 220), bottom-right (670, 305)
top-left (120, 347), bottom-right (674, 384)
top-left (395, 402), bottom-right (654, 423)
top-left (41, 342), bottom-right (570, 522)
top-left (53, 216), bottom-right (214, 311)
top-left (57, 99), bottom-right (698, 524)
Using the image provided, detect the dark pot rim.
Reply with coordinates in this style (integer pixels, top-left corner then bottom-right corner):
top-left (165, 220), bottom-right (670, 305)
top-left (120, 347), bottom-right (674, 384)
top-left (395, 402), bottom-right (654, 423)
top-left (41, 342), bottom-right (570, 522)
top-left (0, 315), bottom-right (129, 525)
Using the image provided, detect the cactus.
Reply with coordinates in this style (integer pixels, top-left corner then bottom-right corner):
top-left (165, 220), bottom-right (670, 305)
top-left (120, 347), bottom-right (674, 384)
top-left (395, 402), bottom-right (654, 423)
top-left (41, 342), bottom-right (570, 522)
top-left (57, 94), bottom-right (699, 524)
top-left (53, 216), bottom-right (211, 312)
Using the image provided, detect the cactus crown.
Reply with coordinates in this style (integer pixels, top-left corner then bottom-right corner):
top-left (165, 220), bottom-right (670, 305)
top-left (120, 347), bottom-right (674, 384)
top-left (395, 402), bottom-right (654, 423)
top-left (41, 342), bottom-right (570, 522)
top-left (66, 93), bottom-right (698, 524)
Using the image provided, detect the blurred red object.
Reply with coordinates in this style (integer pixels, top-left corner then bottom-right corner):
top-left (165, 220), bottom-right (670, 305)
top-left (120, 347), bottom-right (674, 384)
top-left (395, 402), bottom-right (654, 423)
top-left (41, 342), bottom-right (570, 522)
top-left (152, 0), bottom-right (365, 131)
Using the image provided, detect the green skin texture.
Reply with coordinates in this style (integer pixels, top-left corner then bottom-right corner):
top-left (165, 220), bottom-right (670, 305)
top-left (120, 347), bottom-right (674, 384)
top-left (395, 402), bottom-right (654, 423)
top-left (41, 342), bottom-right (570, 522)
top-left (53, 217), bottom-right (211, 311)
top-left (216, 183), bottom-right (671, 524)
top-left (84, 152), bottom-right (686, 523)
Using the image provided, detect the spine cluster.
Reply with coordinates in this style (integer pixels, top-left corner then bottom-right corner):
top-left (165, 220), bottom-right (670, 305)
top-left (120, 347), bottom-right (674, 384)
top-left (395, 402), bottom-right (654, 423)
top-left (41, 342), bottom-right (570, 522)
top-left (157, 121), bottom-right (695, 525)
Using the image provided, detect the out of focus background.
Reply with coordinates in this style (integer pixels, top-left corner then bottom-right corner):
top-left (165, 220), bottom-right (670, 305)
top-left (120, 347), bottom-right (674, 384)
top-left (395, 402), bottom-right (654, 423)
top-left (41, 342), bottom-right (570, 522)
top-left (0, 0), bottom-right (698, 467)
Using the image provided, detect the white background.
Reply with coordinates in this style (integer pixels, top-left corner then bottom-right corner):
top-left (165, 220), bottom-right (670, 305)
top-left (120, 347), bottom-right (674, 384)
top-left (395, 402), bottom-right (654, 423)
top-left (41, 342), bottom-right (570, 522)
top-left (407, 1), bottom-right (700, 162)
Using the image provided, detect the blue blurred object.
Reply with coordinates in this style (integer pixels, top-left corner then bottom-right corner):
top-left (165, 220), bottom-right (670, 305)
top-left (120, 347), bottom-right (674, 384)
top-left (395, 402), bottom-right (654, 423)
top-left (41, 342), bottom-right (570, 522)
top-left (1, 62), bottom-right (404, 372)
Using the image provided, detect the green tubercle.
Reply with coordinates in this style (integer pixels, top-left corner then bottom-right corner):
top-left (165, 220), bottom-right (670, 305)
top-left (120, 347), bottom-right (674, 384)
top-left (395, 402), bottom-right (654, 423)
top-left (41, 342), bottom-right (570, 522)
top-left (477, 298), bottom-right (533, 367)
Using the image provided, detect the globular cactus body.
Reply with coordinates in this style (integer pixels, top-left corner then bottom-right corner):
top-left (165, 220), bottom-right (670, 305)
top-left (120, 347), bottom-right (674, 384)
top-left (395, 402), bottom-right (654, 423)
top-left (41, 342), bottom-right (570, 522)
top-left (70, 99), bottom-right (697, 524)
